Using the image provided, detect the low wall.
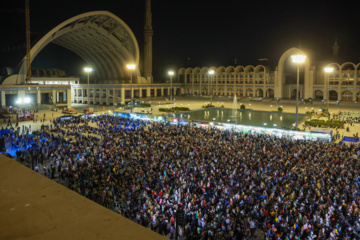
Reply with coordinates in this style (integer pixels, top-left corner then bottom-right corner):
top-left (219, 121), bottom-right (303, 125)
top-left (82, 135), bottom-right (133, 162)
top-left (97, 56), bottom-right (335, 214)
top-left (0, 154), bottom-right (167, 240)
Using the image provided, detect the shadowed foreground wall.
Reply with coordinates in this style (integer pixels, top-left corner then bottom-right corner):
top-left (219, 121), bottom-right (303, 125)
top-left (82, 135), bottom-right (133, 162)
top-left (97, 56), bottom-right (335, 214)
top-left (0, 154), bottom-right (167, 240)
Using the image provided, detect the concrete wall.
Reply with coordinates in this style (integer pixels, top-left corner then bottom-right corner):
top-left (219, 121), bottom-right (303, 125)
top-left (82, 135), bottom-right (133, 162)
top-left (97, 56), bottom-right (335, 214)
top-left (0, 155), bottom-right (168, 240)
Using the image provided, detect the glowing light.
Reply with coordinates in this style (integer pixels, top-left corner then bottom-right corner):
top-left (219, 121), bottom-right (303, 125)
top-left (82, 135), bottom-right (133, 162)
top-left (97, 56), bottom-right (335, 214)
top-left (84, 67), bottom-right (93, 72)
top-left (324, 67), bottom-right (334, 73)
top-left (126, 64), bottom-right (136, 70)
top-left (291, 55), bottom-right (306, 63)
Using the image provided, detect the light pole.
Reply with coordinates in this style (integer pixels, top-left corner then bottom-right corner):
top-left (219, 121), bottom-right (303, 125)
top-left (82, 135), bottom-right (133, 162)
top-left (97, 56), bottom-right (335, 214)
top-left (291, 54), bottom-right (306, 130)
top-left (84, 67), bottom-right (93, 109)
top-left (324, 67), bottom-right (334, 114)
top-left (16, 97), bottom-right (31, 106)
top-left (127, 64), bottom-right (136, 113)
top-left (168, 71), bottom-right (174, 104)
top-left (209, 70), bottom-right (214, 105)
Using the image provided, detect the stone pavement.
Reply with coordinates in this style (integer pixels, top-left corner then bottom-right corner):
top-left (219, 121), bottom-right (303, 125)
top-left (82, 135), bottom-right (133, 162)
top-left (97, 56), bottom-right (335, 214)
top-left (2, 96), bottom-right (360, 154)
top-left (106, 96), bottom-right (360, 143)
top-left (4, 96), bottom-right (359, 240)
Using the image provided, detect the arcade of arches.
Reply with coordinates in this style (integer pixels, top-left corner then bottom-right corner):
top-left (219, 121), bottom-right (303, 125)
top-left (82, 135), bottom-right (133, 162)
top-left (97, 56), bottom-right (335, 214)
top-left (178, 48), bottom-right (360, 102)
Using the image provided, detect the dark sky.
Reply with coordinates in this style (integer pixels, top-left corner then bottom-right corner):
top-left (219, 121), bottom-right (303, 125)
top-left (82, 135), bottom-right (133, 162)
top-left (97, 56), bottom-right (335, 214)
top-left (1, 0), bottom-right (360, 81)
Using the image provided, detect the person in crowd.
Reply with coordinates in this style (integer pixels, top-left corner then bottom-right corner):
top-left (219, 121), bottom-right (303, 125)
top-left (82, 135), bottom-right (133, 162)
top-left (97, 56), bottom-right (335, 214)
top-left (10, 113), bottom-right (360, 239)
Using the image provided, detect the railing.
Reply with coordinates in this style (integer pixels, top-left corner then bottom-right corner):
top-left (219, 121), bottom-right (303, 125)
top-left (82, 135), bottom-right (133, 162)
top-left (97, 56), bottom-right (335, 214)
top-left (184, 83), bottom-right (275, 86)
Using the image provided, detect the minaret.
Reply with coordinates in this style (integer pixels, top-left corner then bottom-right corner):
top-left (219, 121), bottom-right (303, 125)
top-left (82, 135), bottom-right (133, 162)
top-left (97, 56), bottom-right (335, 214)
top-left (144, 0), bottom-right (153, 83)
top-left (332, 38), bottom-right (339, 57)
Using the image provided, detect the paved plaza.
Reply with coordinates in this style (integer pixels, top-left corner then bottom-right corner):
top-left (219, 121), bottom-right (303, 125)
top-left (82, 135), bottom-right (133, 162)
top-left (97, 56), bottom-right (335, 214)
top-left (2, 96), bottom-right (360, 151)
top-left (98, 96), bottom-right (360, 142)
top-left (2, 96), bottom-right (360, 240)
top-left (1, 95), bottom-right (359, 159)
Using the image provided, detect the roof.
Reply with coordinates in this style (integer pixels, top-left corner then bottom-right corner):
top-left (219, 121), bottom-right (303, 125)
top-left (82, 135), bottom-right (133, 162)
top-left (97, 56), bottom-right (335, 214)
top-left (15, 11), bottom-right (140, 84)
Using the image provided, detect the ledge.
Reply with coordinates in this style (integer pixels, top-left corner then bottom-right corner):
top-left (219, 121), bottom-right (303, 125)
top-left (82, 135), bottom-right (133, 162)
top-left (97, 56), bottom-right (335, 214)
top-left (0, 155), bottom-right (167, 240)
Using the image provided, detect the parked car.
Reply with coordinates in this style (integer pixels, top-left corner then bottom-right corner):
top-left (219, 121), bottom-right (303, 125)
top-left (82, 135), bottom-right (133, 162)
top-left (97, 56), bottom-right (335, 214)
top-left (83, 108), bottom-right (94, 114)
top-left (141, 109), bottom-right (152, 114)
top-left (62, 108), bottom-right (77, 114)
top-left (51, 108), bottom-right (58, 112)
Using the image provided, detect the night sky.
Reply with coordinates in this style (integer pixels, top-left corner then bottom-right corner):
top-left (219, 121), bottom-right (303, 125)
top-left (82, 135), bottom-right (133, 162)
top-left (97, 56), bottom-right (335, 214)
top-left (1, 0), bottom-right (360, 81)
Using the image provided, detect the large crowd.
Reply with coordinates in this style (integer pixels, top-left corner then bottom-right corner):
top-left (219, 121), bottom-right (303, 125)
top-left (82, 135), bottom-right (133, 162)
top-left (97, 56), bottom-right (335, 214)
top-left (7, 114), bottom-right (360, 240)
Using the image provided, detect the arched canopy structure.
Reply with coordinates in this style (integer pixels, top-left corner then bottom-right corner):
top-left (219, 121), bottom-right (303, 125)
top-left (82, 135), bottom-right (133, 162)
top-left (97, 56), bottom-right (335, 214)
top-left (178, 68), bottom-right (186, 75)
top-left (17, 11), bottom-right (140, 83)
top-left (254, 65), bottom-right (266, 73)
top-left (185, 68), bottom-right (193, 75)
top-left (225, 66), bottom-right (234, 74)
top-left (200, 67), bottom-right (209, 75)
top-left (244, 65), bottom-right (255, 73)
top-left (216, 66), bottom-right (225, 75)
top-left (234, 66), bottom-right (245, 74)
top-left (193, 67), bottom-right (200, 75)
top-left (277, 47), bottom-right (311, 98)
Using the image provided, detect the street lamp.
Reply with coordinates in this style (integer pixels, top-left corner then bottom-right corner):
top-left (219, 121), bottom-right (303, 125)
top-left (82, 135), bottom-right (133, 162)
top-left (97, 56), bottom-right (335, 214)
top-left (84, 67), bottom-right (93, 109)
top-left (208, 70), bottom-right (214, 105)
top-left (324, 67), bottom-right (334, 114)
top-left (291, 54), bottom-right (306, 130)
top-left (16, 97), bottom-right (31, 105)
top-left (168, 71), bottom-right (174, 104)
top-left (127, 64), bottom-right (136, 113)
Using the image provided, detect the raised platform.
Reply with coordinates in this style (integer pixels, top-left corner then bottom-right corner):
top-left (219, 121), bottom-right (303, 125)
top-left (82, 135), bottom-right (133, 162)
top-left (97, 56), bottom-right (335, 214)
top-left (0, 154), bottom-right (167, 240)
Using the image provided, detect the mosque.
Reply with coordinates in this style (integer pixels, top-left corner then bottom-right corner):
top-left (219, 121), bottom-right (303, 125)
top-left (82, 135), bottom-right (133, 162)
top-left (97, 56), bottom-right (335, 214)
top-left (179, 41), bottom-right (360, 103)
top-left (0, 0), bottom-right (359, 109)
top-left (0, 0), bottom-right (181, 108)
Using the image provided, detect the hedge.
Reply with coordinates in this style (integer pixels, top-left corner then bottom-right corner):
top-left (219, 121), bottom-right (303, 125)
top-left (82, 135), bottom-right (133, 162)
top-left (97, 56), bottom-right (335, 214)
top-left (159, 107), bottom-right (190, 112)
top-left (305, 119), bottom-right (343, 128)
top-left (172, 107), bottom-right (190, 111)
top-left (137, 103), bottom-right (151, 107)
top-left (116, 103), bottom-right (151, 108)
top-left (202, 104), bottom-right (215, 108)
